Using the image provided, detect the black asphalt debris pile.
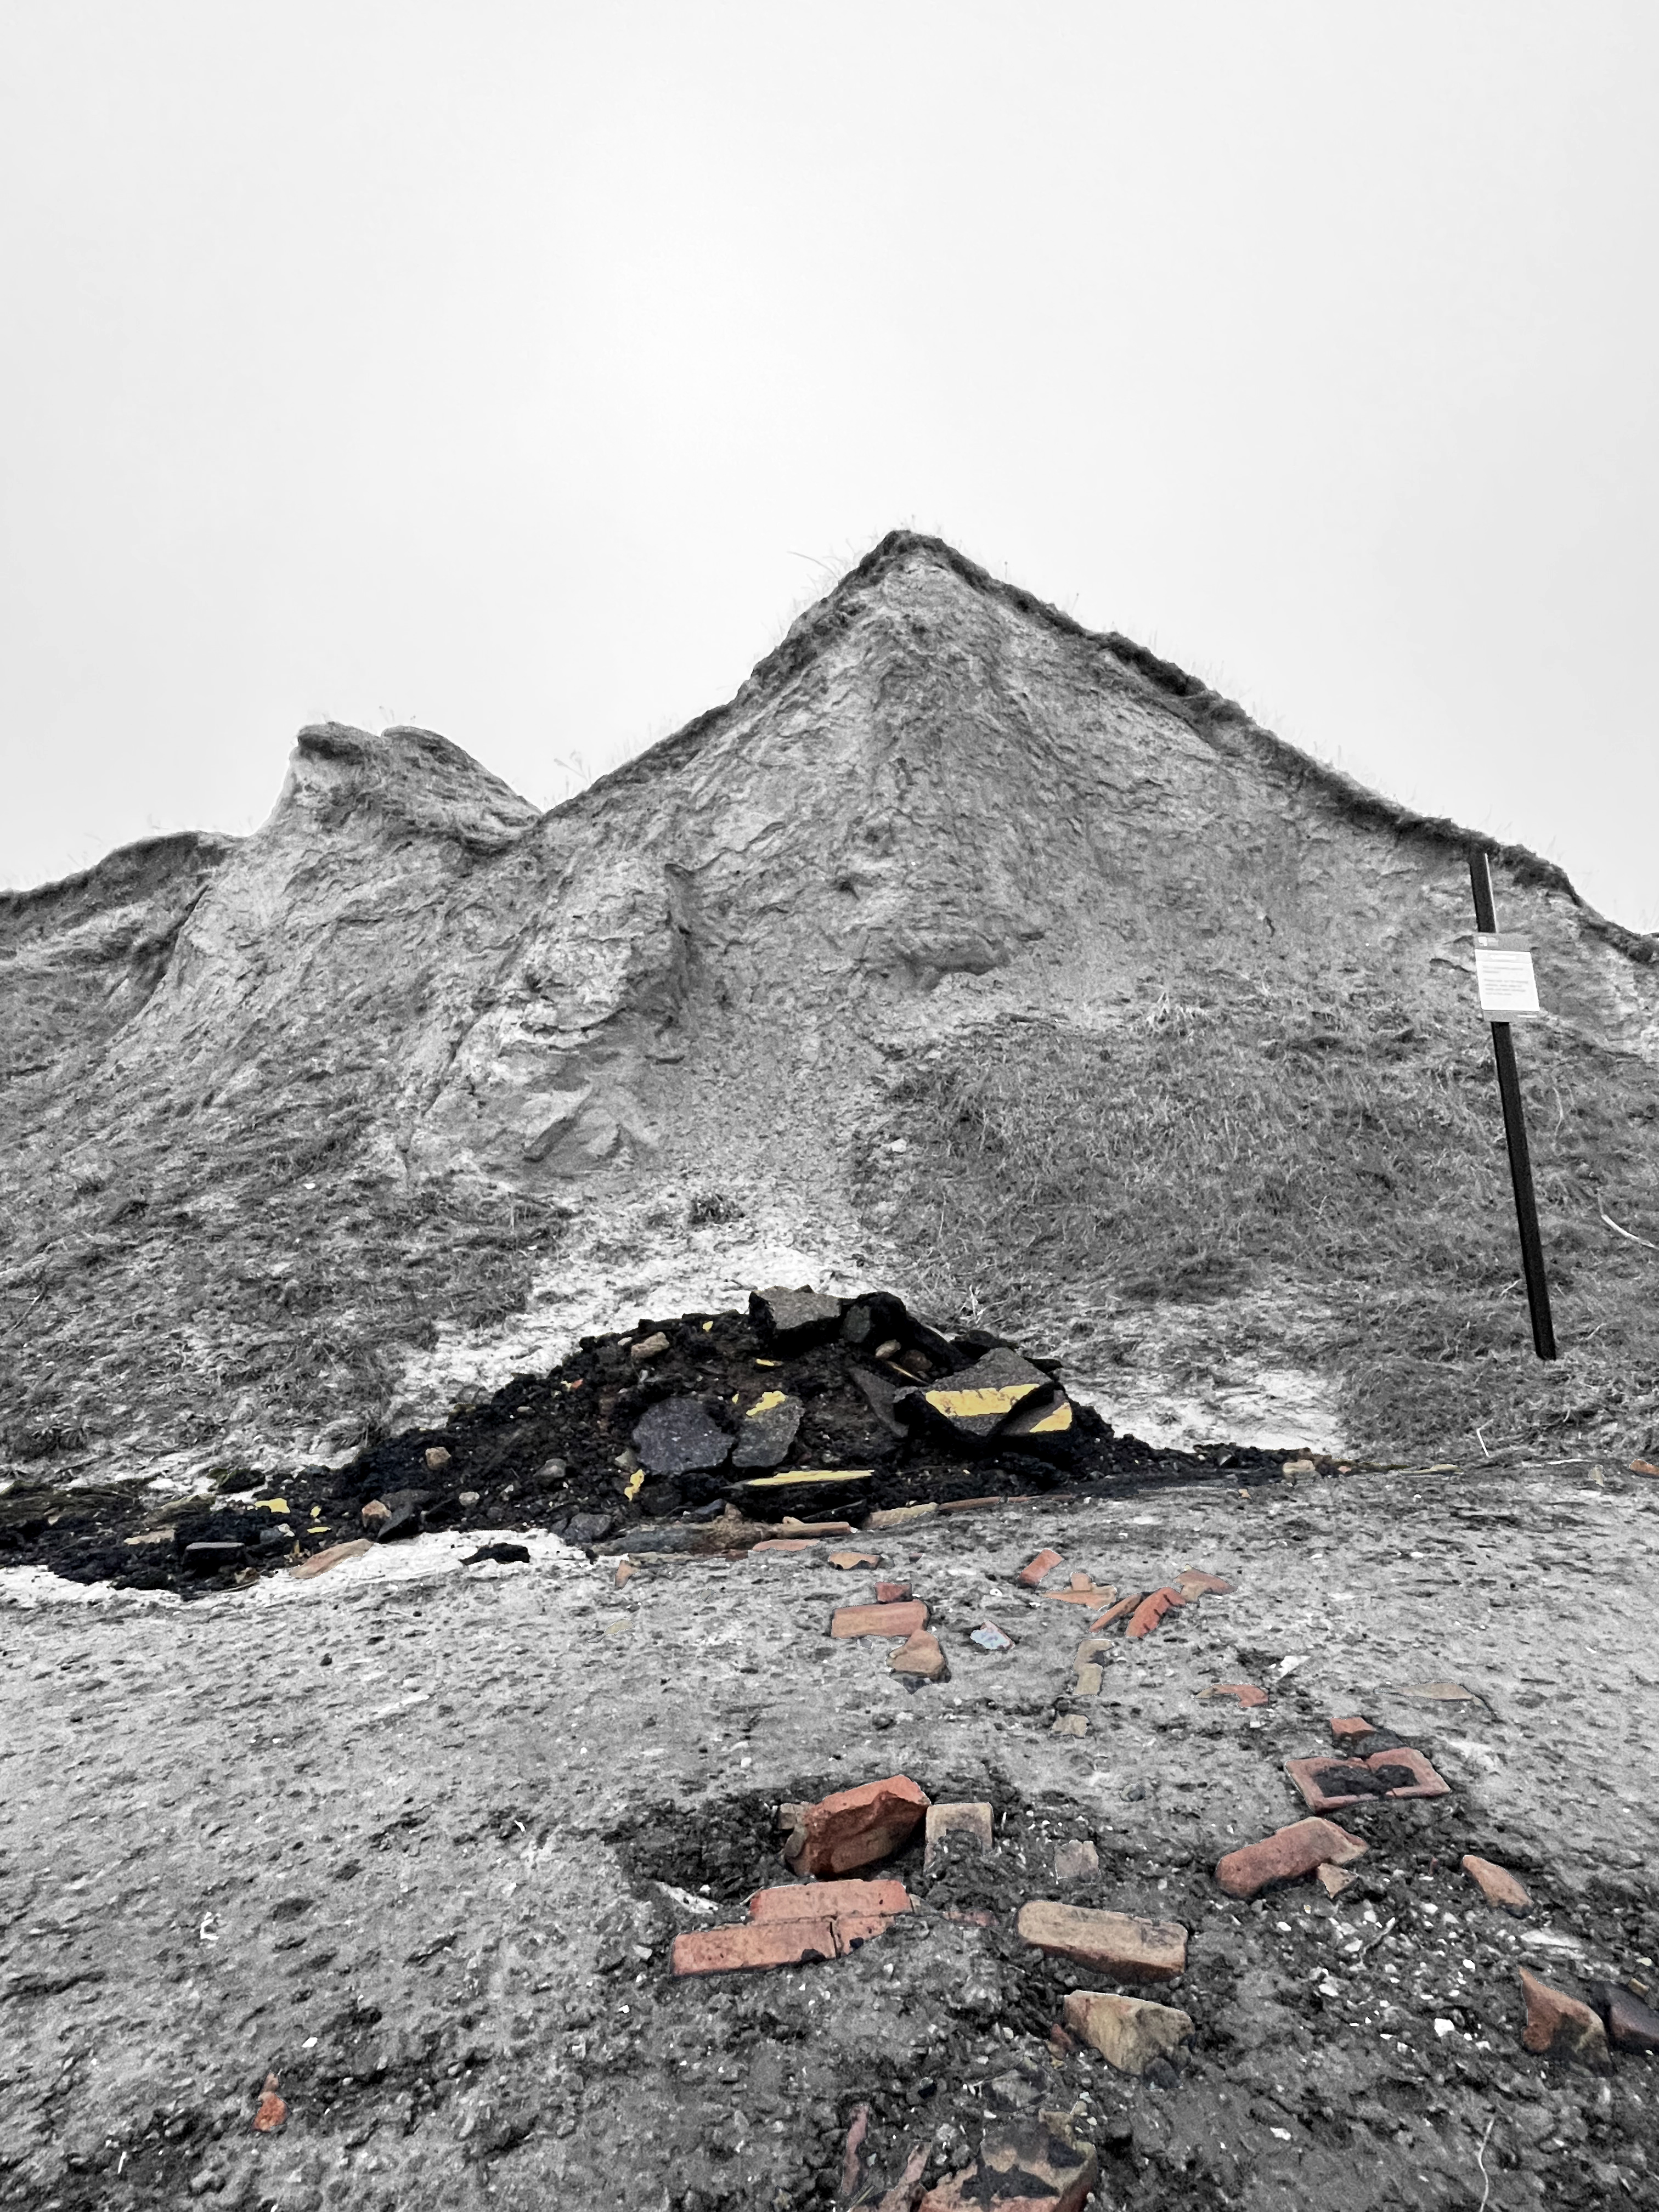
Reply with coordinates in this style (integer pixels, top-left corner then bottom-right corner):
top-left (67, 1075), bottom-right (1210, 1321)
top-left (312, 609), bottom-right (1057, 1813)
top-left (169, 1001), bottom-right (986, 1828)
top-left (0, 1284), bottom-right (1296, 1596)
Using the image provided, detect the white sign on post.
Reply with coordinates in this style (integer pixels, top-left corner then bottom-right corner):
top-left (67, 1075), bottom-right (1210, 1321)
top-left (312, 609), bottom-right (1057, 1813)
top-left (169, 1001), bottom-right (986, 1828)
top-left (1474, 932), bottom-right (1542, 1021)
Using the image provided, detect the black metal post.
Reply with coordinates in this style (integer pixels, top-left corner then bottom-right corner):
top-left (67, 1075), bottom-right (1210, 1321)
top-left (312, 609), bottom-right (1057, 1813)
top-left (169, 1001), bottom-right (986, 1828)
top-left (1468, 848), bottom-right (1558, 1361)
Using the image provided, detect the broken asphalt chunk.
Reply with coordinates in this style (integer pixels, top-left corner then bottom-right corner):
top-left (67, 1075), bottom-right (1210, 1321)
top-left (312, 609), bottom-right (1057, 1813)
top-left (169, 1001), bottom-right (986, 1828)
top-left (1519, 1968), bottom-right (1610, 2064)
top-left (182, 1542), bottom-right (245, 1575)
top-left (1016, 1901), bottom-right (1186, 1982)
top-left (749, 1285), bottom-right (844, 1351)
top-left (896, 1347), bottom-right (1051, 1441)
top-left (462, 1542), bottom-right (531, 1567)
top-left (631, 1396), bottom-right (732, 1478)
top-left (1589, 1982), bottom-right (1659, 2052)
top-left (1063, 1990), bottom-right (1193, 2075)
top-left (1216, 1819), bottom-right (1369, 1898)
top-left (782, 1774), bottom-right (929, 1876)
top-left (730, 1390), bottom-right (804, 1469)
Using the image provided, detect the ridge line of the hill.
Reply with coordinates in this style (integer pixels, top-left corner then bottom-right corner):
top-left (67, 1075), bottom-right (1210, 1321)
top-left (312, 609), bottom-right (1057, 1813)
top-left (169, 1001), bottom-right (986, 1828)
top-left (554, 529), bottom-right (1657, 968)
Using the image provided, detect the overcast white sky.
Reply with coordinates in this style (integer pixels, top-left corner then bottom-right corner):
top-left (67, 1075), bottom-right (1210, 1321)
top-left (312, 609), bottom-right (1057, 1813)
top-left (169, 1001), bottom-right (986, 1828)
top-left (3, 3), bottom-right (1655, 928)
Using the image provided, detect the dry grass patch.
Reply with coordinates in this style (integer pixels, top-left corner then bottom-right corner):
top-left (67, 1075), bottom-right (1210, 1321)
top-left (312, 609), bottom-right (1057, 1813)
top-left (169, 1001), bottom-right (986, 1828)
top-left (860, 991), bottom-right (1659, 1458)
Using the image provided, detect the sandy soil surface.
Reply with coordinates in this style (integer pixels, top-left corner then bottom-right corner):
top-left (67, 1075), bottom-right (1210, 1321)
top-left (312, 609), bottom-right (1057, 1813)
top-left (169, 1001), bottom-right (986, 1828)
top-left (2, 1460), bottom-right (1656, 2211)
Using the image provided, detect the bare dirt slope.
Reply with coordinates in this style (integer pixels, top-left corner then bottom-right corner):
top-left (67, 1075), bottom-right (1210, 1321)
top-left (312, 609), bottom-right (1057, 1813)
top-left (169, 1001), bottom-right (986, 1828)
top-left (3, 532), bottom-right (1657, 1486)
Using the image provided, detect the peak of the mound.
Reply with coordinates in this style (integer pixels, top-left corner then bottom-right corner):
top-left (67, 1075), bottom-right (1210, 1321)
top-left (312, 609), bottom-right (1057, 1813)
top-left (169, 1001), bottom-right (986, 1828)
top-left (272, 720), bottom-right (540, 854)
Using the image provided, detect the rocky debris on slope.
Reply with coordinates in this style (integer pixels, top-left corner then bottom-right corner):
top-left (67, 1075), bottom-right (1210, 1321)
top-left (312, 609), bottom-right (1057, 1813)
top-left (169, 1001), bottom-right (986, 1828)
top-left (0, 1285), bottom-right (1293, 1597)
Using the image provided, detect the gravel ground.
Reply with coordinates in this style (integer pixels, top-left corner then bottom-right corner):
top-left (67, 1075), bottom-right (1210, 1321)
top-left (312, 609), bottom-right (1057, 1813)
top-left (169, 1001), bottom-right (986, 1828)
top-left (2, 1462), bottom-right (1656, 2211)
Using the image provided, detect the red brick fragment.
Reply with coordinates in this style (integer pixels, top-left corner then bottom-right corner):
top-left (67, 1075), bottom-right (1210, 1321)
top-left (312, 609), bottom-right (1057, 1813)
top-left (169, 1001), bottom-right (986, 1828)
top-left (1630, 1459), bottom-right (1658, 1476)
top-left (831, 1600), bottom-right (929, 1640)
top-left (1015, 1900), bottom-right (1186, 1982)
top-left (1090, 1593), bottom-right (1143, 1629)
top-left (1019, 1548), bottom-right (1064, 1587)
top-left (783, 1773), bottom-right (930, 1876)
top-left (875, 1580), bottom-right (911, 1602)
top-left (1041, 1581), bottom-right (1114, 1606)
top-left (828, 1549), bottom-right (882, 1569)
top-left (1286, 1747), bottom-right (1451, 1812)
top-left (1329, 1715), bottom-right (1374, 1742)
top-left (751, 1538), bottom-right (818, 1554)
top-left (875, 2141), bottom-right (930, 2212)
top-left (1125, 1587), bottom-right (1186, 1639)
top-left (891, 1629), bottom-right (948, 1681)
top-left (1173, 1566), bottom-right (1234, 1595)
top-left (1462, 1854), bottom-right (1531, 1913)
top-left (670, 1920), bottom-right (837, 1976)
top-left (751, 1876), bottom-right (911, 1950)
top-left (918, 2114), bottom-right (1097, 2211)
top-left (936, 1495), bottom-right (1004, 1514)
top-left (1215, 1818), bottom-right (1368, 1899)
top-left (252, 2075), bottom-right (287, 2133)
top-left (842, 2105), bottom-right (869, 2200)
top-left (750, 1878), bottom-right (910, 1922)
top-left (1201, 1683), bottom-right (1267, 1707)
top-left (1519, 1968), bottom-right (1610, 2064)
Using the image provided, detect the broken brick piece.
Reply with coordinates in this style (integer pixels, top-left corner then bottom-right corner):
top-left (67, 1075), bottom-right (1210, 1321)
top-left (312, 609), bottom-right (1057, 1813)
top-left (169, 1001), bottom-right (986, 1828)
top-left (1090, 1594), bottom-right (1143, 1629)
top-left (1041, 1582), bottom-right (1115, 1606)
top-left (1125, 1587), bottom-right (1186, 1639)
top-left (1173, 1567), bottom-right (1234, 1595)
top-left (1366, 1746), bottom-right (1450, 1799)
top-left (875, 1580), bottom-right (911, 1602)
top-left (924, 1802), bottom-right (993, 1873)
top-left (1329, 1715), bottom-right (1374, 1742)
top-left (1054, 1839), bottom-right (1098, 1882)
top-left (828, 1549), bottom-right (882, 1569)
top-left (1073, 1664), bottom-right (1103, 1697)
top-left (1316, 1863), bottom-right (1357, 1900)
top-left (289, 1539), bottom-right (372, 1581)
top-left (1200, 1683), bottom-right (1267, 1707)
top-left (1016, 1901), bottom-right (1186, 1982)
top-left (671, 1920), bottom-right (837, 1977)
top-left (1519, 1968), bottom-right (1610, 2064)
top-left (252, 2074), bottom-right (287, 2132)
top-left (832, 1600), bottom-right (929, 1640)
top-left (1215, 1818), bottom-right (1368, 1899)
top-left (1462, 1854), bottom-right (1532, 1914)
top-left (1019, 1549), bottom-right (1065, 1587)
top-left (875, 2141), bottom-right (931, 2212)
top-left (1286, 1747), bottom-right (1451, 1812)
top-left (629, 1332), bottom-right (670, 1364)
top-left (1051, 1714), bottom-right (1087, 1737)
top-left (749, 1877), bottom-right (911, 1920)
top-left (751, 1538), bottom-right (819, 1554)
top-left (783, 1774), bottom-right (930, 1876)
top-left (1063, 1990), bottom-right (1193, 2075)
top-left (917, 2113), bottom-right (1098, 2212)
top-left (891, 1630), bottom-right (948, 1682)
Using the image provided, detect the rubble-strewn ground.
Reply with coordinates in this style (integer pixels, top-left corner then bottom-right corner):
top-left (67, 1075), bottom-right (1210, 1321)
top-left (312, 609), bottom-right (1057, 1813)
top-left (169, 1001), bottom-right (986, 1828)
top-left (3, 1459), bottom-right (1655, 2210)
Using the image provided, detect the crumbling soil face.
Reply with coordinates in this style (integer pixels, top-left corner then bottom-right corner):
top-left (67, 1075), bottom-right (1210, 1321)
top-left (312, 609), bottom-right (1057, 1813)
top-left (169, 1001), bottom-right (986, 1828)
top-left (2, 1464), bottom-right (1655, 2210)
top-left (0, 1291), bottom-right (1293, 1600)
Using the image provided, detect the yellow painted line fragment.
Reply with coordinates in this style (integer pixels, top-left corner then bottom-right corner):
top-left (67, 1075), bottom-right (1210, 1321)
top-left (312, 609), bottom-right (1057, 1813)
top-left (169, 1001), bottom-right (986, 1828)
top-left (255, 1498), bottom-right (290, 1514)
top-left (624, 1470), bottom-right (644, 1501)
top-left (1022, 1402), bottom-right (1073, 1434)
top-left (923, 1388), bottom-right (1036, 1419)
top-left (755, 1359), bottom-right (782, 1368)
top-left (747, 1392), bottom-right (787, 1418)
